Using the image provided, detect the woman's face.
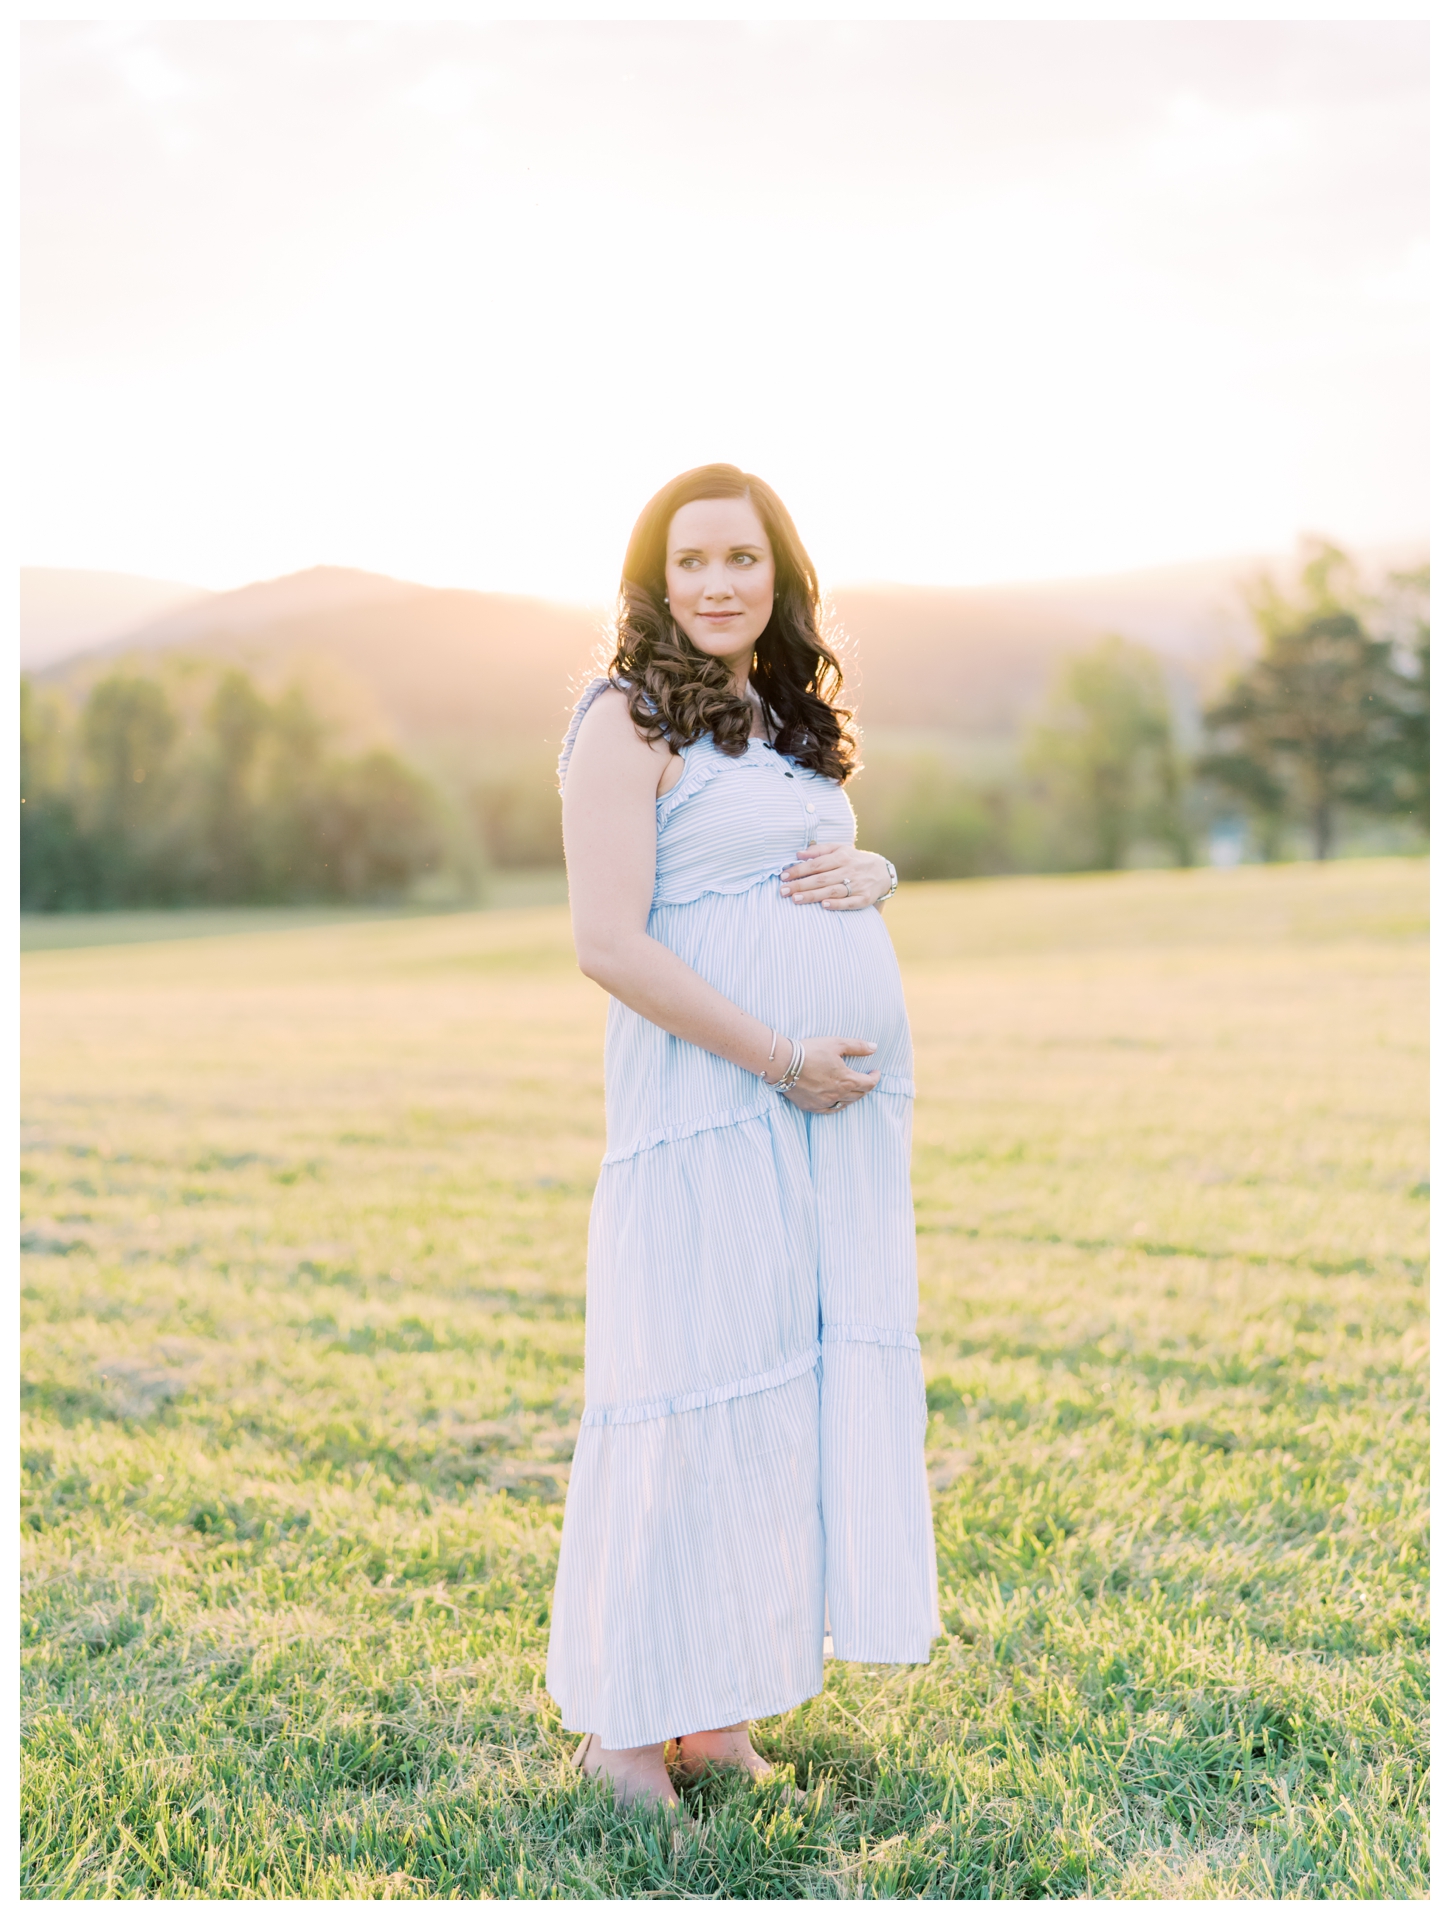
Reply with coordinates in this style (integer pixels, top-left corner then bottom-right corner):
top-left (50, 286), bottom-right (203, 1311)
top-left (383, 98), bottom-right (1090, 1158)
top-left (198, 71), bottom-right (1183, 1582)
top-left (664, 495), bottom-right (777, 676)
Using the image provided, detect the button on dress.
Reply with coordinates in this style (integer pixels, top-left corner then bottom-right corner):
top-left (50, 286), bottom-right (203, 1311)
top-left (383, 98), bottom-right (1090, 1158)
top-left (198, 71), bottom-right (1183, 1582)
top-left (546, 678), bottom-right (939, 1750)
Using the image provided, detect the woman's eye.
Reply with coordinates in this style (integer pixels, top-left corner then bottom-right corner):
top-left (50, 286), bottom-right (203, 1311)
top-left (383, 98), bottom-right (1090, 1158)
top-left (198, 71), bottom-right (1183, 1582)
top-left (730, 553), bottom-right (756, 566)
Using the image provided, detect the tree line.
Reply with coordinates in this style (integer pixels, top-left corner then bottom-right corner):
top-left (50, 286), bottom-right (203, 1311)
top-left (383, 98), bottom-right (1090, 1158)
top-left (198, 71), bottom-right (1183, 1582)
top-left (18, 541), bottom-right (1428, 910)
top-left (855, 541), bottom-right (1428, 878)
top-left (21, 668), bottom-right (446, 910)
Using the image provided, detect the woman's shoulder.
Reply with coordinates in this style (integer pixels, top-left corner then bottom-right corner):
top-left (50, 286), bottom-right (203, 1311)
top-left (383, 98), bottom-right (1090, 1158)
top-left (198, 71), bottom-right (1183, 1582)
top-left (558, 678), bottom-right (668, 793)
top-left (575, 680), bottom-right (647, 736)
top-left (559, 677), bottom-right (620, 791)
top-left (570, 675), bottom-right (659, 721)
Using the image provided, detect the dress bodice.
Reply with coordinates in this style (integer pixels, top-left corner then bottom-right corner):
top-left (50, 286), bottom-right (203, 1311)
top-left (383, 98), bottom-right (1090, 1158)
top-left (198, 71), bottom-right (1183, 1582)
top-left (558, 677), bottom-right (858, 907)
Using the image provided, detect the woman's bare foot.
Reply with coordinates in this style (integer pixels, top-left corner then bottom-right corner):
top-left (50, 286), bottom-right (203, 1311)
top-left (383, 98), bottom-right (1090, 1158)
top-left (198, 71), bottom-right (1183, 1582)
top-left (674, 1721), bottom-right (775, 1783)
top-left (574, 1733), bottom-right (682, 1811)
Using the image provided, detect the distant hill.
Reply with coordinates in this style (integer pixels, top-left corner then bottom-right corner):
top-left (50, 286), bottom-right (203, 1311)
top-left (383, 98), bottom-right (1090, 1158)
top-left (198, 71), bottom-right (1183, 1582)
top-left (70, 564), bottom-right (427, 654)
top-left (19, 568), bottom-right (214, 672)
top-left (830, 556), bottom-right (1265, 735)
top-left (29, 544), bottom-right (1424, 764)
top-left (33, 567), bottom-right (608, 763)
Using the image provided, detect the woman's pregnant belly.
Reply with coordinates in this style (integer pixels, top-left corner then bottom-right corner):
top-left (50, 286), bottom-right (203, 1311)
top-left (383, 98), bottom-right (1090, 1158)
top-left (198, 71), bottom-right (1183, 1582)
top-left (649, 879), bottom-right (912, 1079)
top-left (601, 879), bottom-right (912, 1160)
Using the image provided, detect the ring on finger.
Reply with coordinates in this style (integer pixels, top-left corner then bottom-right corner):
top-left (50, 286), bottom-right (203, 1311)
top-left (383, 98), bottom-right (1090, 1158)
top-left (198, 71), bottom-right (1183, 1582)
top-left (841, 877), bottom-right (852, 897)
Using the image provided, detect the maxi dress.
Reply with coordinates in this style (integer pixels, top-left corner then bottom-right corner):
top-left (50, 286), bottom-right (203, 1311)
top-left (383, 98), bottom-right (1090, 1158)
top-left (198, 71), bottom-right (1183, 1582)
top-left (546, 679), bottom-right (940, 1750)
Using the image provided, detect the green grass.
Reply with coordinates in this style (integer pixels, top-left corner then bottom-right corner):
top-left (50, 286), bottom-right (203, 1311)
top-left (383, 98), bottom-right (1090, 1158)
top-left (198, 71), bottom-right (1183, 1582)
top-left (19, 867), bottom-right (571, 952)
top-left (20, 857), bottom-right (1428, 1897)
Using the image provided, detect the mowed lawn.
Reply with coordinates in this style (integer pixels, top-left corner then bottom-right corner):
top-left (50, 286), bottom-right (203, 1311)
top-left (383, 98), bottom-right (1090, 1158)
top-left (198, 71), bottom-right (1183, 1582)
top-left (20, 859), bottom-right (1428, 1898)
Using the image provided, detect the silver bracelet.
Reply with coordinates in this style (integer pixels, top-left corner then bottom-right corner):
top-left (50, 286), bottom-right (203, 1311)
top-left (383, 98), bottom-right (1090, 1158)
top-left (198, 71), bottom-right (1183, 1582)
top-left (757, 1030), bottom-right (780, 1081)
top-left (773, 1037), bottom-right (806, 1094)
top-left (873, 858), bottom-right (899, 906)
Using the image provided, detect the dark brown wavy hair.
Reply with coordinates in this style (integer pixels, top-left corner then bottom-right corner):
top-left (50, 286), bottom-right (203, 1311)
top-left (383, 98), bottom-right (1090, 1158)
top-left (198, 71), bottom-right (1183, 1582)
top-left (607, 463), bottom-right (858, 782)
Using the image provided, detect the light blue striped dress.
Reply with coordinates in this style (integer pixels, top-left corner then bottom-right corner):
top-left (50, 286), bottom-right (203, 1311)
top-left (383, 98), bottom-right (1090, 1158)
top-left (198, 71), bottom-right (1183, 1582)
top-left (547, 678), bottom-right (939, 1750)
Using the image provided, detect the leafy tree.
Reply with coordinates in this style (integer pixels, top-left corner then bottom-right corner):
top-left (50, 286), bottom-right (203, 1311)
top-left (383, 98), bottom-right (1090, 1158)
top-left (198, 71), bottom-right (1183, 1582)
top-left (81, 674), bottom-right (178, 838)
top-left (1200, 541), bottom-right (1407, 861)
top-left (20, 678), bottom-right (64, 796)
top-left (20, 679), bottom-right (99, 910)
top-left (78, 673), bottom-right (181, 900)
top-left (252, 684), bottom-right (332, 899)
top-left (251, 689), bottom-right (444, 901)
top-left (204, 669), bottom-right (271, 897)
top-left (846, 751), bottom-right (1008, 881)
top-left (317, 750), bottom-right (443, 898)
top-left (469, 759), bottom-right (566, 870)
top-left (1026, 635), bottom-right (1191, 871)
top-left (1377, 563), bottom-right (1430, 833)
top-left (20, 663), bottom-right (448, 909)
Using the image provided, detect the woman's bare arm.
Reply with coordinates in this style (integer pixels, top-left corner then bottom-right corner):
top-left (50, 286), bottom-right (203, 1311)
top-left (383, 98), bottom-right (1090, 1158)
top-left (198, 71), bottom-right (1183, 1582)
top-left (561, 688), bottom-right (879, 1110)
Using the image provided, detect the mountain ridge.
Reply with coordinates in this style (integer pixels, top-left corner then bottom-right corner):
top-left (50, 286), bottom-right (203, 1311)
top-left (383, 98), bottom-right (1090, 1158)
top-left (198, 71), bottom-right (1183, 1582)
top-left (27, 542), bottom-right (1425, 757)
top-left (20, 567), bottom-right (215, 672)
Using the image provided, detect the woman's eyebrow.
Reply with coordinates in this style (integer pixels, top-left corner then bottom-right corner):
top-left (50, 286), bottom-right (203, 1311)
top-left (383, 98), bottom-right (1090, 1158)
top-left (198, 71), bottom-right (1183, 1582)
top-left (670, 542), bottom-right (765, 553)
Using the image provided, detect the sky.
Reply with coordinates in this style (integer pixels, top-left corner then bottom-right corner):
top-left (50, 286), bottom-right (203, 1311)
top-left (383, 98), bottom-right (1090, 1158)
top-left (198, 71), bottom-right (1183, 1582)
top-left (20, 19), bottom-right (1431, 602)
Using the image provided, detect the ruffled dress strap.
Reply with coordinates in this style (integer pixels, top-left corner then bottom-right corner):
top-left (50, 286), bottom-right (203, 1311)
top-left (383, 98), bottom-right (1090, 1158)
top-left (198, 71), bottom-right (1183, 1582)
top-left (557, 676), bottom-right (613, 793)
top-left (655, 737), bottom-right (726, 824)
top-left (560, 676), bottom-right (692, 800)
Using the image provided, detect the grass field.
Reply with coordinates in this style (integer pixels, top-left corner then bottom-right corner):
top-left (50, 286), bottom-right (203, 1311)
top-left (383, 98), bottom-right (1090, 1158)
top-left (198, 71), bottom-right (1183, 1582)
top-left (20, 859), bottom-right (1428, 1898)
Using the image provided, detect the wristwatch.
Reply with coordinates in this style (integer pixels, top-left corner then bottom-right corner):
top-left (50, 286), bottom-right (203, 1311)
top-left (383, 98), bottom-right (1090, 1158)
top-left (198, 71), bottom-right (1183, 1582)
top-left (873, 858), bottom-right (899, 906)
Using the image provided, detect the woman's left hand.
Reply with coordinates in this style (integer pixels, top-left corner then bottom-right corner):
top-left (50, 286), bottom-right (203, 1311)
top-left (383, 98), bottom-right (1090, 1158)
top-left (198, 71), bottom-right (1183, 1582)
top-left (780, 843), bottom-right (892, 911)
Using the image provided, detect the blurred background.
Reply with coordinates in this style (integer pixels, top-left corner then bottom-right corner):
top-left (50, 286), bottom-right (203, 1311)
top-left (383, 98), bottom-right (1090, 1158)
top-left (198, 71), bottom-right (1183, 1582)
top-left (19, 19), bottom-right (1430, 912)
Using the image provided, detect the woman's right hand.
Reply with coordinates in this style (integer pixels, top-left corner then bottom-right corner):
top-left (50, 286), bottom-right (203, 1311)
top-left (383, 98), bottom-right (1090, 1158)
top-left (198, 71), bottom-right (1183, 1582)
top-left (772, 1037), bottom-right (879, 1113)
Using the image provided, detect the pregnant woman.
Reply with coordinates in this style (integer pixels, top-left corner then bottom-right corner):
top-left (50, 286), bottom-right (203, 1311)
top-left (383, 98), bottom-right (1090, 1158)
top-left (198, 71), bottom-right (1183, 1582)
top-left (547, 464), bottom-right (939, 1810)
